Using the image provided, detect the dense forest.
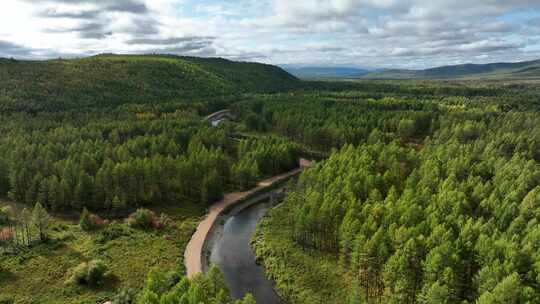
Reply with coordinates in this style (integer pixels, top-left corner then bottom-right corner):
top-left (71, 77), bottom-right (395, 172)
top-left (0, 55), bottom-right (304, 303)
top-left (0, 55), bottom-right (299, 113)
top-left (3, 55), bottom-right (540, 304)
top-left (0, 110), bottom-right (300, 212)
top-left (252, 82), bottom-right (540, 303)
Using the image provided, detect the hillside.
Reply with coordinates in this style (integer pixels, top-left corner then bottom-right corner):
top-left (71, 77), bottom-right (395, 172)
top-left (0, 54), bottom-right (299, 112)
top-left (364, 59), bottom-right (540, 79)
top-left (282, 66), bottom-right (370, 79)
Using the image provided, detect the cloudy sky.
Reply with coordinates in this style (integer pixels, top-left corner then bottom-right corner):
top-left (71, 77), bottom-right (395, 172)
top-left (1, 0), bottom-right (540, 69)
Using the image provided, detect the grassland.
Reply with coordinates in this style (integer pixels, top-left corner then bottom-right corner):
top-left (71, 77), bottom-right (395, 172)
top-left (0, 201), bottom-right (203, 304)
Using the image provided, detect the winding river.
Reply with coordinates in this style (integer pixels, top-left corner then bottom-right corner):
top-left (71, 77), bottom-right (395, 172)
top-left (183, 111), bottom-right (312, 302)
top-left (208, 199), bottom-right (283, 303)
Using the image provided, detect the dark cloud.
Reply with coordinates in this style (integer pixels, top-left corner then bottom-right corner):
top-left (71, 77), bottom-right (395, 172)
top-left (105, 2), bottom-right (148, 14)
top-left (0, 40), bottom-right (34, 57)
top-left (35, 0), bottom-right (155, 39)
top-left (390, 41), bottom-right (520, 57)
top-left (75, 23), bottom-right (112, 39)
top-left (126, 17), bottom-right (160, 35)
top-left (39, 8), bottom-right (100, 19)
top-left (143, 40), bottom-right (216, 56)
top-left (29, 0), bottom-right (149, 14)
top-left (214, 51), bottom-right (268, 62)
top-left (141, 46), bottom-right (217, 58)
top-left (126, 36), bottom-right (216, 46)
top-left (124, 35), bottom-right (221, 58)
top-left (0, 40), bottom-right (95, 59)
top-left (45, 22), bottom-right (112, 39)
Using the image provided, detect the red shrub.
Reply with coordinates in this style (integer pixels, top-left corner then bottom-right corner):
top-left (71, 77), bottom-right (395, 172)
top-left (127, 208), bottom-right (166, 230)
top-left (0, 227), bottom-right (13, 241)
top-left (151, 218), bottom-right (164, 230)
top-left (90, 214), bottom-right (105, 228)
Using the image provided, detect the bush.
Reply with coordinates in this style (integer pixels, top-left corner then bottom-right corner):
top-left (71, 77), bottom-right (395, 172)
top-left (0, 228), bottom-right (12, 242)
top-left (95, 224), bottom-right (130, 244)
top-left (0, 207), bottom-right (12, 225)
top-left (69, 262), bottom-right (89, 285)
top-left (80, 208), bottom-right (106, 231)
top-left (112, 287), bottom-right (137, 304)
top-left (127, 209), bottom-right (165, 230)
top-left (87, 260), bottom-right (108, 285)
top-left (68, 259), bottom-right (109, 286)
top-left (0, 297), bottom-right (14, 304)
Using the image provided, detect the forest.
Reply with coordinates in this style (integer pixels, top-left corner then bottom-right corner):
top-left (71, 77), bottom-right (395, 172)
top-left (0, 56), bottom-right (301, 302)
top-left (2, 55), bottom-right (540, 304)
top-left (251, 82), bottom-right (540, 303)
top-left (0, 54), bottom-right (299, 113)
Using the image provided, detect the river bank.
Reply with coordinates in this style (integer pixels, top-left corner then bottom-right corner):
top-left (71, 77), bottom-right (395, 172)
top-left (208, 197), bottom-right (284, 303)
top-left (252, 202), bottom-right (349, 303)
top-left (184, 159), bottom-right (312, 279)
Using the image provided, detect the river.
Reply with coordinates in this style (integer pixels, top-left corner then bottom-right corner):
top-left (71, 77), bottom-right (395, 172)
top-left (208, 200), bottom-right (283, 304)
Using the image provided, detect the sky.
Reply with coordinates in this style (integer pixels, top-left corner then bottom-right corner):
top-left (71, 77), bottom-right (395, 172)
top-left (1, 0), bottom-right (540, 69)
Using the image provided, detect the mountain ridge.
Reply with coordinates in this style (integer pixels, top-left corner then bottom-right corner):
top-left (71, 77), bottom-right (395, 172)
top-left (364, 58), bottom-right (540, 79)
top-left (0, 54), bottom-right (300, 112)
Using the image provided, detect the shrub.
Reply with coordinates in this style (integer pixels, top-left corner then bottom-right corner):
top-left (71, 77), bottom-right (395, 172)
top-left (80, 208), bottom-right (106, 231)
top-left (127, 208), bottom-right (152, 228)
top-left (112, 287), bottom-right (137, 304)
top-left (68, 259), bottom-right (109, 286)
top-left (127, 208), bottom-right (165, 230)
top-left (70, 262), bottom-right (90, 285)
top-left (86, 259), bottom-right (108, 285)
top-left (0, 207), bottom-right (12, 225)
top-left (0, 228), bottom-right (13, 250)
top-left (0, 228), bottom-right (12, 242)
top-left (95, 224), bottom-right (130, 244)
top-left (159, 213), bottom-right (172, 228)
top-left (0, 297), bottom-right (14, 304)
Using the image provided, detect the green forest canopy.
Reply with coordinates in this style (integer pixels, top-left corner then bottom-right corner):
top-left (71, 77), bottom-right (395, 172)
top-left (244, 82), bottom-right (540, 303)
top-left (3, 53), bottom-right (540, 303)
top-left (0, 54), bottom-right (299, 113)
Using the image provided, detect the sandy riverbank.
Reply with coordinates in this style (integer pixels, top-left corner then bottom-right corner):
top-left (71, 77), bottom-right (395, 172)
top-left (184, 159), bottom-right (312, 278)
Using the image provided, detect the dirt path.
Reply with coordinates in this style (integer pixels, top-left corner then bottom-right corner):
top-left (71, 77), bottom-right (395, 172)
top-left (184, 159), bottom-right (312, 278)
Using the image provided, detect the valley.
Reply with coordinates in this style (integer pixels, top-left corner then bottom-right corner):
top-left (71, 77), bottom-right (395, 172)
top-left (1, 55), bottom-right (540, 304)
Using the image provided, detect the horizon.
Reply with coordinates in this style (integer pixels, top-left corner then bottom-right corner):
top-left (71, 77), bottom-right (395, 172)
top-left (2, 1), bottom-right (540, 69)
top-left (2, 53), bottom-right (539, 72)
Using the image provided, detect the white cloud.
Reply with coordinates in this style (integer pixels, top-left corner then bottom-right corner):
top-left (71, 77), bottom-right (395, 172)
top-left (0, 0), bottom-right (538, 67)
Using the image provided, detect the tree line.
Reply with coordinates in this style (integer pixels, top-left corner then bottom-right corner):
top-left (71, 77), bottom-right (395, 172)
top-left (0, 111), bottom-right (300, 212)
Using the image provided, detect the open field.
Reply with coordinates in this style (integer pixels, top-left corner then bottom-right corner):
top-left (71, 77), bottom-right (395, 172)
top-left (0, 201), bottom-right (202, 304)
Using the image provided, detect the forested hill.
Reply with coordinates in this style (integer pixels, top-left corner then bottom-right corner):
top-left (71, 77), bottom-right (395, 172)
top-left (0, 54), bottom-right (299, 112)
top-left (364, 58), bottom-right (540, 79)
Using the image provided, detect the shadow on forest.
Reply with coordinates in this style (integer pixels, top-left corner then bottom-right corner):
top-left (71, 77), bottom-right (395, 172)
top-left (0, 268), bottom-right (15, 284)
top-left (89, 274), bottom-right (121, 293)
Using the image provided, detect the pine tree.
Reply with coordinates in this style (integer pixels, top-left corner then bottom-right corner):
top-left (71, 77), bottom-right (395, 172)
top-left (112, 195), bottom-right (126, 214)
top-left (79, 207), bottom-right (93, 231)
top-left (32, 202), bottom-right (49, 241)
top-left (0, 158), bottom-right (9, 196)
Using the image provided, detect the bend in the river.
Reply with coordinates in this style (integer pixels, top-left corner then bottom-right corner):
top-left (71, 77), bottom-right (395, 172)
top-left (184, 159), bottom-right (312, 279)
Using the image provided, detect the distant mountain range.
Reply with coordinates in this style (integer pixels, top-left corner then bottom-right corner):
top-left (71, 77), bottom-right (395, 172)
top-left (283, 59), bottom-right (540, 80)
top-left (364, 59), bottom-right (540, 79)
top-left (281, 66), bottom-right (371, 79)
